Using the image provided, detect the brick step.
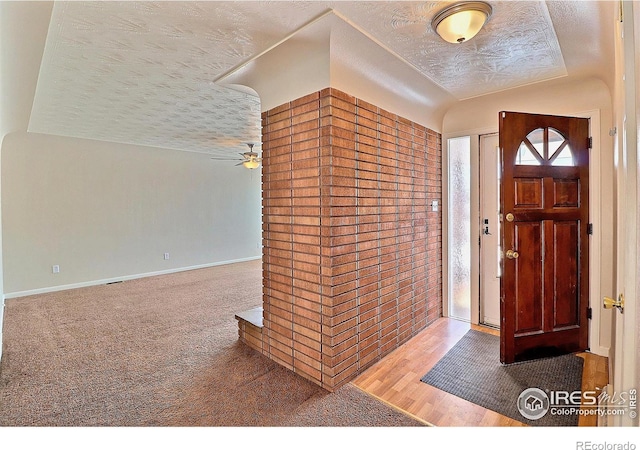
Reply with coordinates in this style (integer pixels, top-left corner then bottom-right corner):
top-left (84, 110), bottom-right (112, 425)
top-left (235, 307), bottom-right (264, 352)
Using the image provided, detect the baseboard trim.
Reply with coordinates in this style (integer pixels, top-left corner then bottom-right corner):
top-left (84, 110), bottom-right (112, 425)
top-left (589, 345), bottom-right (610, 358)
top-left (3, 256), bottom-right (262, 299)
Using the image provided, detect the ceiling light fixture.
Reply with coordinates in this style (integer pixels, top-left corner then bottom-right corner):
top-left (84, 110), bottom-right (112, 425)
top-left (432, 1), bottom-right (493, 44)
top-left (242, 159), bottom-right (260, 170)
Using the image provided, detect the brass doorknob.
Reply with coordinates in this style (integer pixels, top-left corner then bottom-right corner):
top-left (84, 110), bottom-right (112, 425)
top-left (603, 294), bottom-right (624, 312)
top-left (506, 249), bottom-right (519, 259)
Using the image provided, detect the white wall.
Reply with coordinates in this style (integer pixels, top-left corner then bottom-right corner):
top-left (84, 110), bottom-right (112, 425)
top-left (0, 1), bottom-right (56, 359)
top-left (443, 77), bottom-right (613, 135)
top-left (442, 76), bottom-right (615, 355)
top-left (0, 0), bottom-right (261, 307)
top-left (1, 131), bottom-right (261, 296)
top-left (221, 14), bottom-right (331, 113)
top-left (221, 11), bottom-right (454, 132)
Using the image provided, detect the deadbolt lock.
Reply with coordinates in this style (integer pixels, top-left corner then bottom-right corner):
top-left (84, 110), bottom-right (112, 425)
top-left (506, 213), bottom-right (515, 222)
top-left (505, 249), bottom-right (519, 259)
top-left (603, 294), bottom-right (624, 313)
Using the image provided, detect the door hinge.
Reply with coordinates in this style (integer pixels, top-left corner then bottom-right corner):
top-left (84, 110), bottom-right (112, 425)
top-left (588, 137), bottom-right (593, 149)
top-left (587, 307), bottom-right (593, 319)
top-left (587, 223), bottom-right (593, 235)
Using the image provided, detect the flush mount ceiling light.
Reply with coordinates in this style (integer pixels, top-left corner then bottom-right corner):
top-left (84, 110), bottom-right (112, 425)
top-left (432, 1), bottom-right (493, 44)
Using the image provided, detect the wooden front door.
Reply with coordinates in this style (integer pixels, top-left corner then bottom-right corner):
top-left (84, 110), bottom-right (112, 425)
top-left (499, 111), bottom-right (590, 364)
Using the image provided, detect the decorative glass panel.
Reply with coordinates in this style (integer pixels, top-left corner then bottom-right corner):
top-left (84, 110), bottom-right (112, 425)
top-left (516, 142), bottom-right (542, 165)
top-left (548, 128), bottom-right (565, 155)
top-left (448, 136), bottom-right (471, 321)
top-left (515, 128), bottom-right (544, 165)
top-left (551, 146), bottom-right (574, 166)
top-left (526, 128), bottom-right (545, 156)
top-left (549, 127), bottom-right (574, 166)
top-left (515, 127), bottom-right (576, 166)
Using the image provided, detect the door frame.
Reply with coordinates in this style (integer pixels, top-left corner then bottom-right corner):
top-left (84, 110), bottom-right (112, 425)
top-left (479, 132), bottom-right (501, 328)
top-left (608, 0), bottom-right (639, 426)
top-left (442, 108), bottom-right (606, 356)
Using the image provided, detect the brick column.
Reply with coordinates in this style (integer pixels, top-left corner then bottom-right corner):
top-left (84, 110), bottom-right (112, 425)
top-left (255, 88), bottom-right (442, 391)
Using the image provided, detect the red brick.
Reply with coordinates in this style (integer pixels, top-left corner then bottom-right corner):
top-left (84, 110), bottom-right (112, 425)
top-left (260, 88), bottom-right (441, 392)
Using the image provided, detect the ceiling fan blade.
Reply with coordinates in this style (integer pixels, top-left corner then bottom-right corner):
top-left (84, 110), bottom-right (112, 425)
top-left (211, 157), bottom-right (242, 161)
top-left (235, 162), bottom-right (245, 166)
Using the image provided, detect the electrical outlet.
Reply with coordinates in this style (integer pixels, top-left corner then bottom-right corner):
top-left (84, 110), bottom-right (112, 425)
top-left (164, 253), bottom-right (170, 260)
top-left (52, 265), bottom-right (60, 274)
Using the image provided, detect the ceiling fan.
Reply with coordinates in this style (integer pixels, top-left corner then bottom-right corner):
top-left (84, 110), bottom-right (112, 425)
top-left (210, 143), bottom-right (262, 169)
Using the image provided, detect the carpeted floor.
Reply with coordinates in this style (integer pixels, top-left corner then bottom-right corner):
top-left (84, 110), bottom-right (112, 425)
top-left (0, 260), bottom-right (422, 427)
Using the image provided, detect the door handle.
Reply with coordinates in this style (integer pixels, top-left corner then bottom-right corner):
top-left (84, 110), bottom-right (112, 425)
top-left (505, 249), bottom-right (519, 259)
top-left (603, 294), bottom-right (624, 313)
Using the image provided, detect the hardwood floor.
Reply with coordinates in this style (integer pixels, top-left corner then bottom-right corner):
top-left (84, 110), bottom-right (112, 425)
top-left (351, 317), bottom-right (609, 427)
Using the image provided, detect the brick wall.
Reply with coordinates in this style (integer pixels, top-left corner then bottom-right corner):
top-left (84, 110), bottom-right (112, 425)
top-left (256, 87), bottom-right (442, 391)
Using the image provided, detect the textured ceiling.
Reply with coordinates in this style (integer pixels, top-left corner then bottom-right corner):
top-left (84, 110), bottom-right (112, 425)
top-left (28, 1), bottom-right (612, 157)
top-left (340, 1), bottom-right (566, 99)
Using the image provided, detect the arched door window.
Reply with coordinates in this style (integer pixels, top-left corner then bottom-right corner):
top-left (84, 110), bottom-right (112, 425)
top-left (515, 127), bottom-right (575, 166)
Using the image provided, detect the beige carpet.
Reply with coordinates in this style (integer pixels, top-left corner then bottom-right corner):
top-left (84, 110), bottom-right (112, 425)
top-left (0, 260), bottom-right (422, 427)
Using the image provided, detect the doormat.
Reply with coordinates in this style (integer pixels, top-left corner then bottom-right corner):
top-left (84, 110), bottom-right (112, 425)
top-left (420, 329), bottom-right (584, 426)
